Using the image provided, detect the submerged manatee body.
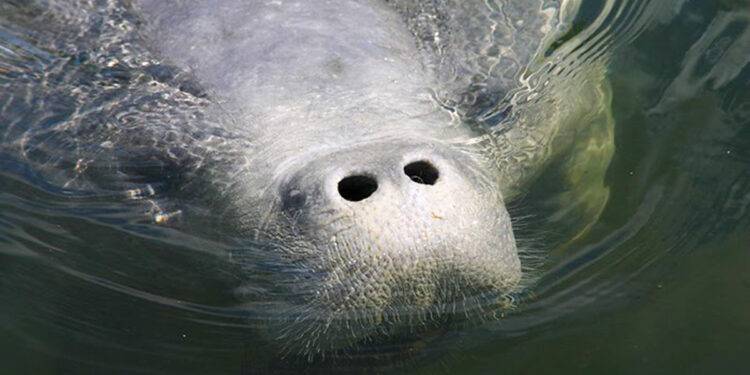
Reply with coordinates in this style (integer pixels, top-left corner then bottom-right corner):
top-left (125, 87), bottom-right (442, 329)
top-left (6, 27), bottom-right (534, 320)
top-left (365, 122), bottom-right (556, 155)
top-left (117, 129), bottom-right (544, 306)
top-left (1, 0), bottom-right (614, 357)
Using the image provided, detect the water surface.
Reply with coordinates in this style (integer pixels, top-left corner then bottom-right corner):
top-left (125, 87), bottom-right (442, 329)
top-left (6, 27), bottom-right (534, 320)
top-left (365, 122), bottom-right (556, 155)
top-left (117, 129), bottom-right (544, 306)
top-left (1, 0), bottom-right (749, 374)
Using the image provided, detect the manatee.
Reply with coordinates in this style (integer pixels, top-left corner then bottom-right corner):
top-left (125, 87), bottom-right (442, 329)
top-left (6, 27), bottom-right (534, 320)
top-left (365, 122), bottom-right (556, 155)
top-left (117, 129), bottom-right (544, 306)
top-left (0, 0), bottom-right (614, 358)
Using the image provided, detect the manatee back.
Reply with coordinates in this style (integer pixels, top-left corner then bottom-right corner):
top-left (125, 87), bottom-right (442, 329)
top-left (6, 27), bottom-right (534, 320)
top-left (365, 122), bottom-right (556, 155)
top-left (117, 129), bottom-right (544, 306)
top-left (135, 1), bottom-right (424, 103)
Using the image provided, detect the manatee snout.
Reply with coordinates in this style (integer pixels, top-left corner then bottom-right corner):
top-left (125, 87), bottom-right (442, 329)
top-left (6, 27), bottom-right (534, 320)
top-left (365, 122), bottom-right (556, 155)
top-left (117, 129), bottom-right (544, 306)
top-left (264, 141), bottom-right (522, 352)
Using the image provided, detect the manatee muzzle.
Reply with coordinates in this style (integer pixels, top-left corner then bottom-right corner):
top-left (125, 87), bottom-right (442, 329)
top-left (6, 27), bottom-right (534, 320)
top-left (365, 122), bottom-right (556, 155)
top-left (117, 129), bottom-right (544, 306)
top-left (259, 140), bottom-right (522, 353)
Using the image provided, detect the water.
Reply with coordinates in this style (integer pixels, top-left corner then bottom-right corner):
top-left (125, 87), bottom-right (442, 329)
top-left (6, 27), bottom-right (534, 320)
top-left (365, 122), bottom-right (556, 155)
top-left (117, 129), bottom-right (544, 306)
top-left (2, 0), bottom-right (750, 374)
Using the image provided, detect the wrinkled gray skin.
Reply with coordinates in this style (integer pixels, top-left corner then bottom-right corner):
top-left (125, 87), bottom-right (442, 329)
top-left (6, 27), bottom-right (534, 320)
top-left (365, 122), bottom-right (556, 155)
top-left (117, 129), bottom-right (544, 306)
top-left (135, 0), bottom-right (527, 353)
top-left (0, 0), bottom-right (608, 357)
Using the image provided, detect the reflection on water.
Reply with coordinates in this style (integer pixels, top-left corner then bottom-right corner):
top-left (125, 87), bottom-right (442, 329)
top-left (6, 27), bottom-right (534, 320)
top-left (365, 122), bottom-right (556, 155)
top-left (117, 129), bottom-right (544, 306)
top-left (2, 0), bottom-right (750, 374)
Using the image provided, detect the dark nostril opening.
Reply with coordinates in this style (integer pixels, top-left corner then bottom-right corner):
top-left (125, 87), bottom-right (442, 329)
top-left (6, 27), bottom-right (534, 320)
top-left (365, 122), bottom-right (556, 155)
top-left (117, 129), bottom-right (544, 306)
top-left (404, 160), bottom-right (439, 185)
top-left (338, 175), bottom-right (378, 202)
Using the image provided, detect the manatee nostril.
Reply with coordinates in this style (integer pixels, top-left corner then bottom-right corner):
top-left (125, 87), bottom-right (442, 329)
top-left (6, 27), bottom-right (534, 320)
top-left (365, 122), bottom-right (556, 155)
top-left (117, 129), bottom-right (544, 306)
top-left (404, 160), bottom-right (439, 185)
top-left (338, 175), bottom-right (378, 201)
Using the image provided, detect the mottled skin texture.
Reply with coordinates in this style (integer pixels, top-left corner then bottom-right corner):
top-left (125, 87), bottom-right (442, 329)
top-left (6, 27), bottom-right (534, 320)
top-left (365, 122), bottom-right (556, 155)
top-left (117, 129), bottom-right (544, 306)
top-left (0, 0), bottom-right (613, 356)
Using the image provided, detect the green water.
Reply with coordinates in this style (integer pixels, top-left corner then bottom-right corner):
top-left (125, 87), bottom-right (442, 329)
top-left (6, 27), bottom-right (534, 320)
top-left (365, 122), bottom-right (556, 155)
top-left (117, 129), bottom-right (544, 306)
top-left (414, 1), bottom-right (750, 372)
top-left (1, 0), bottom-right (749, 374)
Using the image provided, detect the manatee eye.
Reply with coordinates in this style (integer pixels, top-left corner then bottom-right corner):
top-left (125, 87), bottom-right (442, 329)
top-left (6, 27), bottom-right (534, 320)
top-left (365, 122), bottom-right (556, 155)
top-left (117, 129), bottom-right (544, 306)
top-left (338, 175), bottom-right (378, 201)
top-left (404, 160), bottom-right (439, 185)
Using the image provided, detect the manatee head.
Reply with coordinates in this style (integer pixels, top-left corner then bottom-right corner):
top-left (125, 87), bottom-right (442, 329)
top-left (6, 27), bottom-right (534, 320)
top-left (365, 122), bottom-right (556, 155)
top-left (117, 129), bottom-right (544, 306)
top-left (239, 138), bottom-right (522, 354)
top-left (124, 0), bottom-right (559, 358)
